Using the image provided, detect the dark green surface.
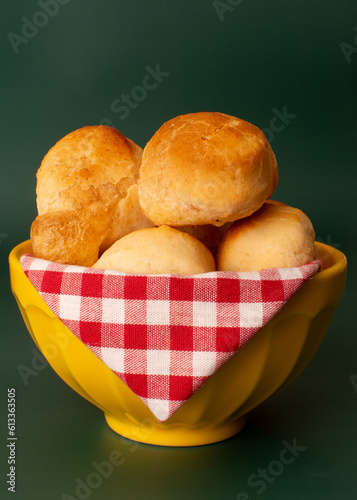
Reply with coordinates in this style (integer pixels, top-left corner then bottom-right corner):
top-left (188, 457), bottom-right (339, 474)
top-left (1, 1), bottom-right (357, 499)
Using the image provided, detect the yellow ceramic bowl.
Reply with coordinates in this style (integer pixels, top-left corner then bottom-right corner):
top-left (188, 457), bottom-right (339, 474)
top-left (9, 240), bottom-right (347, 447)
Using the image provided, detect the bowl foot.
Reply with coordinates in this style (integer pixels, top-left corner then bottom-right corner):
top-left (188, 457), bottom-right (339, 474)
top-left (104, 413), bottom-right (248, 447)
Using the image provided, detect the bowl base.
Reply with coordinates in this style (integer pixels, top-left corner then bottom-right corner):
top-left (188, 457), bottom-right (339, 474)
top-left (104, 413), bottom-right (248, 447)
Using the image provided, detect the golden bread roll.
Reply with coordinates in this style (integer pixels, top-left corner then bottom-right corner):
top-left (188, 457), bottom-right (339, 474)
top-left (139, 112), bottom-right (278, 227)
top-left (216, 201), bottom-right (315, 271)
top-left (32, 125), bottom-right (153, 263)
top-left (30, 202), bottom-right (109, 267)
top-left (36, 125), bottom-right (142, 215)
top-left (92, 225), bottom-right (216, 275)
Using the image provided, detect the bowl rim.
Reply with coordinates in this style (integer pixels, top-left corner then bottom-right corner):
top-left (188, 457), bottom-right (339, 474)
top-left (9, 239), bottom-right (347, 280)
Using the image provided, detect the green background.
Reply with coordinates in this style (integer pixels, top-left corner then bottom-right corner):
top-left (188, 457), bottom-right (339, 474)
top-left (1, 1), bottom-right (356, 499)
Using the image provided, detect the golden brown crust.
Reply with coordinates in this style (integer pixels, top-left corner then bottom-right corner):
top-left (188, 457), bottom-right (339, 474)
top-left (100, 184), bottom-right (155, 252)
top-left (30, 203), bottom-right (110, 267)
top-left (36, 125), bottom-right (142, 215)
top-left (139, 112), bottom-right (278, 227)
top-left (32, 125), bottom-right (152, 262)
top-left (216, 200), bottom-right (315, 271)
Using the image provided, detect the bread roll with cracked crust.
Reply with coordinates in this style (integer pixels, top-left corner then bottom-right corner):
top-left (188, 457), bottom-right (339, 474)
top-left (36, 125), bottom-right (142, 216)
top-left (139, 112), bottom-right (278, 227)
top-left (32, 125), bottom-right (153, 263)
top-left (92, 225), bottom-right (216, 275)
top-left (216, 201), bottom-right (315, 271)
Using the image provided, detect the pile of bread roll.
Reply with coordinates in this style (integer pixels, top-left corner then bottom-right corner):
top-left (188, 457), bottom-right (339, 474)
top-left (30, 112), bottom-right (316, 274)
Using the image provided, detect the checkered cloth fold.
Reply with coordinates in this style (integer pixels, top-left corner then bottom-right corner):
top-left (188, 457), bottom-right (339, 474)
top-left (20, 254), bottom-right (320, 422)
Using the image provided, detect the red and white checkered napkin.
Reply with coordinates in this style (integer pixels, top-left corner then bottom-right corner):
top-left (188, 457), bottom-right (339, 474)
top-left (20, 254), bottom-right (320, 422)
